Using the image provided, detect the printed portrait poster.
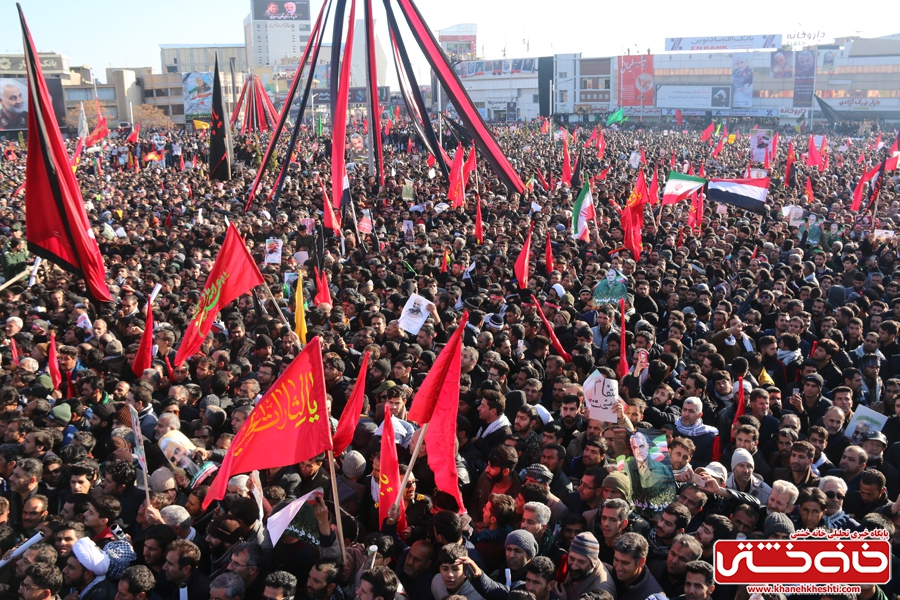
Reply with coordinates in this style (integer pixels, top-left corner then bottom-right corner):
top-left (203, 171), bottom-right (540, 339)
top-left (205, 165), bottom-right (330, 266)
top-left (584, 370), bottom-right (618, 423)
top-left (846, 406), bottom-right (888, 447)
top-left (402, 220), bottom-right (415, 244)
top-left (788, 205), bottom-right (808, 228)
top-left (616, 429), bottom-right (675, 520)
top-left (158, 430), bottom-right (201, 478)
top-left (398, 293), bottom-right (434, 335)
top-left (732, 53), bottom-right (754, 108)
top-left (793, 49), bottom-right (817, 108)
top-left (348, 131), bottom-right (369, 163)
top-left (265, 238), bottom-right (283, 264)
top-left (875, 229), bottom-right (896, 243)
top-left (284, 272), bottom-right (299, 298)
top-left (749, 129), bottom-right (774, 162)
top-left (770, 50), bottom-right (794, 79)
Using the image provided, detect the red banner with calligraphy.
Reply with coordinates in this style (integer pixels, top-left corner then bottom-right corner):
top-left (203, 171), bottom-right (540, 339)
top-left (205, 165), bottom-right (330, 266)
top-left (174, 223), bottom-right (264, 366)
top-left (203, 336), bottom-right (333, 508)
top-left (617, 55), bottom-right (654, 107)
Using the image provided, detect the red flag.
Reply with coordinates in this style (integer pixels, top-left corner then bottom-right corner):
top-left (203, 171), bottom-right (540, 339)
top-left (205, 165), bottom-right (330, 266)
top-left (596, 166), bottom-right (610, 181)
top-left (315, 268), bottom-right (333, 307)
top-left (670, 151), bottom-right (676, 169)
top-left (164, 356), bottom-right (175, 382)
top-left (676, 227), bottom-right (684, 250)
top-left (165, 211), bottom-right (173, 229)
top-left (427, 153), bottom-right (435, 168)
top-left (463, 145), bottom-right (477, 181)
top-left (407, 312), bottom-right (467, 512)
top-left (379, 404), bottom-right (408, 531)
top-left (394, 105), bottom-right (401, 120)
top-left (363, 118), bottom-right (369, 135)
top-left (407, 137), bottom-right (414, 154)
top-left (126, 122), bottom-right (140, 144)
top-left (317, 174), bottom-right (342, 233)
top-left (852, 164), bottom-right (880, 211)
top-left (475, 195), bottom-right (483, 244)
top-left (597, 128), bottom-right (606, 160)
top-left (772, 132), bottom-right (779, 159)
top-left (541, 119), bottom-right (550, 134)
top-left (675, 109), bottom-right (683, 127)
top-left (447, 143), bottom-right (465, 209)
top-left (753, 124), bottom-right (758, 130)
top-left (640, 147), bottom-right (646, 165)
top-left (809, 341), bottom-right (818, 360)
top-left (785, 140), bottom-right (796, 185)
top-left (700, 122), bottom-right (715, 142)
top-left (48, 332), bottom-right (61, 391)
top-left (875, 132), bottom-right (883, 149)
top-left (545, 230), bottom-right (554, 275)
top-left (533, 301), bottom-right (572, 363)
top-left (891, 134), bottom-right (898, 155)
top-left (439, 145), bottom-right (452, 167)
top-left (751, 246), bottom-right (758, 259)
top-left (174, 224), bottom-right (264, 366)
top-left (203, 337), bottom-right (333, 509)
top-left (729, 376), bottom-right (746, 442)
top-left (805, 176), bottom-right (814, 202)
top-left (648, 166), bottom-right (659, 205)
top-left (13, 181), bottom-right (25, 197)
top-left (688, 188), bottom-right (704, 228)
top-left (764, 148), bottom-right (770, 170)
top-left (179, 153), bottom-right (184, 171)
top-left (331, 0), bottom-right (357, 211)
top-left (806, 135), bottom-right (824, 168)
top-left (384, 119), bottom-right (392, 136)
top-left (20, 9), bottom-right (111, 304)
top-left (839, 153), bottom-right (844, 168)
top-left (84, 111), bottom-right (109, 147)
top-left (440, 249), bottom-right (449, 273)
top-left (858, 152), bottom-right (865, 165)
top-left (562, 136), bottom-right (572, 185)
top-left (132, 303), bottom-right (155, 378)
top-left (711, 135), bottom-right (725, 158)
top-left (514, 223), bottom-right (534, 289)
top-left (333, 351), bottom-right (370, 456)
top-left (535, 168), bottom-right (549, 191)
top-left (617, 298), bottom-right (628, 379)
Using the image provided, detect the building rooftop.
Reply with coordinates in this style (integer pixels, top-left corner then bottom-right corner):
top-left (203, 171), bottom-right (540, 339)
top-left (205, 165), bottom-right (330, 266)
top-left (159, 43), bottom-right (245, 49)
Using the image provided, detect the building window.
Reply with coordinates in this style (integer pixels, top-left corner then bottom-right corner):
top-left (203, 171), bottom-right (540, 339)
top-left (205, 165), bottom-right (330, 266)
top-left (559, 90), bottom-right (567, 103)
top-left (559, 72), bottom-right (566, 78)
top-left (173, 57), bottom-right (178, 64)
top-left (156, 89), bottom-right (169, 97)
top-left (144, 89), bottom-right (154, 99)
top-left (171, 105), bottom-right (184, 115)
top-left (533, 94), bottom-right (540, 103)
top-left (166, 66), bottom-right (177, 73)
top-left (581, 76), bottom-right (599, 89)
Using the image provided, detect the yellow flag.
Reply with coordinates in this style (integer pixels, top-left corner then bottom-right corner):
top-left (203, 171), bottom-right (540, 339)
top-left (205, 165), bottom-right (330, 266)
top-left (295, 271), bottom-right (307, 345)
top-left (193, 120), bottom-right (211, 130)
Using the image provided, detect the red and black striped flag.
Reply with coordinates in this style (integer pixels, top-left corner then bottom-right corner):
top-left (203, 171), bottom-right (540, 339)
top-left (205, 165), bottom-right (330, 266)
top-left (18, 5), bottom-right (110, 303)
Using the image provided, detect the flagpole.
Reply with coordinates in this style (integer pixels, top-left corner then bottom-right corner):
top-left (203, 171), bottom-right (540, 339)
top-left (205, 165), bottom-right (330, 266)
top-left (392, 423), bottom-right (428, 512)
top-left (326, 451), bottom-right (348, 564)
top-left (258, 281), bottom-right (302, 346)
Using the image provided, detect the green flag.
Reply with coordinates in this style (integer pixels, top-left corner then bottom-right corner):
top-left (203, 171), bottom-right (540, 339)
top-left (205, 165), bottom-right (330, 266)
top-left (606, 109), bottom-right (626, 126)
top-left (715, 122), bottom-right (722, 136)
top-left (316, 113), bottom-right (323, 136)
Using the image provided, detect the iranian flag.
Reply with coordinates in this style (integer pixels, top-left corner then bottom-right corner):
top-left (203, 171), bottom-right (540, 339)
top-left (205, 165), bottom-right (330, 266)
top-left (572, 185), bottom-right (595, 241)
top-left (662, 171), bottom-right (706, 206)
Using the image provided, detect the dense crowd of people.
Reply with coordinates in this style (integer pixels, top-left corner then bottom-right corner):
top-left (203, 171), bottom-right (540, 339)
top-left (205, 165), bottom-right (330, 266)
top-left (0, 113), bottom-right (898, 600)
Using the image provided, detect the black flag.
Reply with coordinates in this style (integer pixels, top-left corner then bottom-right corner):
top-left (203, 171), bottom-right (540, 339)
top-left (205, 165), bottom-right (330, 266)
top-left (209, 54), bottom-right (233, 181)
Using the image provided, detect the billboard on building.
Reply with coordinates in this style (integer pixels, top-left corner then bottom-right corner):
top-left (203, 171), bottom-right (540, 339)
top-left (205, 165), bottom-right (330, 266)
top-left (183, 72), bottom-right (214, 121)
top-left (665, 35), bottom-right (781, 52)
top-left (439, 34), bottom-right (476, 56)
top-left (770, 50), bottom-right (794, 79)
top-left (506, 101), bottom-right (517, 122)
top-left (618, 55), bottom-right (654, 107)
top-left (793, 48), bottom-right (816, 108)
top-left (655, 85), bottom-right (731, 110)
top-left (252, 0), bottom-right (310, 21)
top-left (456, 57), bottom-right (534, 78)
top-left (0, 77), bottom-right (66, 132)
top-left (732, 53), bottom-right (753, 108)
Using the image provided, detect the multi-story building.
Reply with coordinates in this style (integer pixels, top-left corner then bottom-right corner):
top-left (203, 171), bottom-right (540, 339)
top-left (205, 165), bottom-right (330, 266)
top-left (160, 44), bottom-right (248, 75)
top-left (244, 0), bottom-right (312, 67)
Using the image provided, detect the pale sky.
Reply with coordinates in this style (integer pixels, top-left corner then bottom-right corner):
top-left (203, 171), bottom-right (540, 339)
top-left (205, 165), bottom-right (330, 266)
top-left (2, 0), bottom-right (897, 84)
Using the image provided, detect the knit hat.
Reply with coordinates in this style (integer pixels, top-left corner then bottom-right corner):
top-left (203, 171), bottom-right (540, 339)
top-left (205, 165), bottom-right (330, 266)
top-left (92, 403), bottom-right (116, 422)
top-left (48, 403), bottom-right (72, 425)
top-left (569, 532), bottom-right (600, 559)
top-left (115, 403), bottom-right (133, 428)
top-left (341, 450), bottom-right (367, 479)
top-left (199, 394), bottom-right (221, 409)
top-left (149, 467), bottom-right (176, 493)
top-left (732, 448), bottom-right (754, 470)
top-left (600, 470), bottom-right (632, 499)
top-left (255, 335), bottom-right (273, 350)
top-left (525, 464), bottom-right (554, 485)
top-left (206, 516), bottom-right (243, 544)
top-left (105, 339), bottom-right (123, 355)
top-left (763, 512), bottom-right (795, 537)
top-left (505, 530), bottom-right (538, 558)
top-left (373, 359), bottom-right (392, 377)
top-left (72, 538), bottom-right (110, 575)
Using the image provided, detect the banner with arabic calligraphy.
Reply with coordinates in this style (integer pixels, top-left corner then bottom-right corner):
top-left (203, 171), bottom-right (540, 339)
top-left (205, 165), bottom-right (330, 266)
top-left (618, 55), bottom-right (654, 107)
top-left (202, 336), bottom-right (333, 509)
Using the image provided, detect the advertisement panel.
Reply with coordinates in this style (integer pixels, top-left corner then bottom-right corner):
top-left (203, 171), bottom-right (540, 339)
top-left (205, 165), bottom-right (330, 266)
top-left (656, 85), bottom-right (731, 110)
top-left (252, 0), bottom-right (310, 21)
top-left (770, 50), bottom-right (794, 79)
top-left (439, 34), bottom-right (476, 56)
top-left (618, 55), bottom-right (654, 107)
top-left (0, 77), bottom-right (66, 132)
top-left (183, 72), bottom-right (213, 121)
top-left (665, 35), bottom-right (781, 51)
top-left (793, 48), bottom-right (816, 108)
top-left (732, 53), bottom-right (753, 108)
top-left (506, 101), bottom-right (517, 122)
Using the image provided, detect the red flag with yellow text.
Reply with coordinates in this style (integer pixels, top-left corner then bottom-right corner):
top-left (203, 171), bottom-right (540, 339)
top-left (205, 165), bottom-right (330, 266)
top-left (174, 224), bottom-right (264, 366)
top-left (379, 405), bottom-right (408, 531)
top-left (203, 337), bottom-right (333, 508)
